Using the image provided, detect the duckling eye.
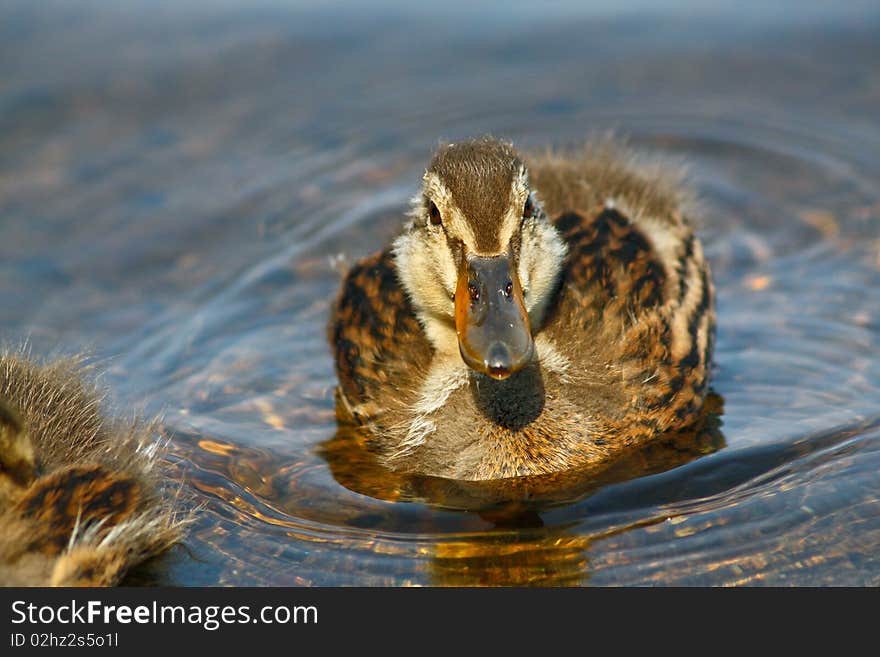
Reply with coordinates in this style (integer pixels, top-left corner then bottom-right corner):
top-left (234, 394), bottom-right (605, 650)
top-left (428, 201), bottom-right (442, 226)
top-left (523, 195), bottom-right (535, 219)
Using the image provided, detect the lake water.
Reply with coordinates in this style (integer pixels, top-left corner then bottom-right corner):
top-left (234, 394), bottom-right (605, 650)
top-left (2, 0), bottom-right (879, 585)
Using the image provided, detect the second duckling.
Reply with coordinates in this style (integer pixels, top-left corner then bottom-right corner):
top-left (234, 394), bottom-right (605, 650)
top-left (0, 351), bottom-right (185, 586)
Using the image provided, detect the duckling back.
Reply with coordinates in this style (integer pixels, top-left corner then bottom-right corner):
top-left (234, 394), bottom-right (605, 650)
top-left (0, 352), bottom-right (184, 586)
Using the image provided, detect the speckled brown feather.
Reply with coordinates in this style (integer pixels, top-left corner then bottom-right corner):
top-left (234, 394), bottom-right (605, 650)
top-left (543, 205), bottom-right (714, 445)
top-left (329, 249), bottom-right (433, 421)
top-left (329, 138), bottom-right (715, 480)
top-left (0, 351), bottom-right (186, 586)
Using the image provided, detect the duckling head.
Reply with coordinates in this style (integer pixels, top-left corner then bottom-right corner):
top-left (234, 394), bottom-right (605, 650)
top-left (393, 137), bottom-right (567, 379)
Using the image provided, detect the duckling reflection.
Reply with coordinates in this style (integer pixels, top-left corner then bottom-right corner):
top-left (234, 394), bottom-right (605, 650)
top-left (430, 515), bottom-right (592, 586)
top-left (319, 393), bottom-right (725, 585)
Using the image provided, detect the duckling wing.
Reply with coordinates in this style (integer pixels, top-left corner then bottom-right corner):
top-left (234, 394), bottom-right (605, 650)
top-left (554, 206), bottom-right (672, 317)
top-left (329, 249), bottom-right (432, 419)
top-left (544, 203), bottom-right (715, 434)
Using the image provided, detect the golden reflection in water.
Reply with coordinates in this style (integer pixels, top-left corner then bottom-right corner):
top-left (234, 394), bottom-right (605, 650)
top-left (166, 393), bottom-right (724, 585)
top-left (318, 393), bottom-right (726, 586)
top-left (429, 519), bottom-right (594, 586)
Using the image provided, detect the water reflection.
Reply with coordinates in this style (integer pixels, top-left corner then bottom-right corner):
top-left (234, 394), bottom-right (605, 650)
top-left (318, 395), bottom-right (725, 585)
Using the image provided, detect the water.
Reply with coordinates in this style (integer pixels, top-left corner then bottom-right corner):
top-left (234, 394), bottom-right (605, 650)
top-left (2, 0), bottom-right (879, 585)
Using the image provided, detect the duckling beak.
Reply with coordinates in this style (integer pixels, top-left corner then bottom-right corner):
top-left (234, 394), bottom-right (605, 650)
top-left (455, 255), bottom-right (534, 379)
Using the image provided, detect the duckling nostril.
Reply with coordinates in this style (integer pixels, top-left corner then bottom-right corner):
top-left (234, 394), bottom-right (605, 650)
top-left (504, 280), bottom-right (513, 298)
top-left (468, 282), bottom-right (480, 303)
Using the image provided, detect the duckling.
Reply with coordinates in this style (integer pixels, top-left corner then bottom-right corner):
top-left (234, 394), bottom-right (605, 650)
top-left (329, 137), bottom-right (715, 481)
top-left (0, 351), bottom-right (185, 586)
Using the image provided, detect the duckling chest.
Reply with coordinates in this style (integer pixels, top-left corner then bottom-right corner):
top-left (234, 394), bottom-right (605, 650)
top-left (387, 359), bottom-right (622, 480)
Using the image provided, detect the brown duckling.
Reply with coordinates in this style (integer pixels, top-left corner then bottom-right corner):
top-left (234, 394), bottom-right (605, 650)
top-left (330, 137), bottom-right (715, 481)
top-left (0, 351), bottom-right (185, 586)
